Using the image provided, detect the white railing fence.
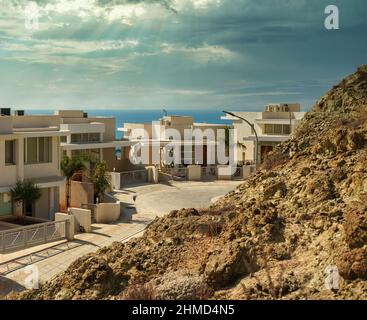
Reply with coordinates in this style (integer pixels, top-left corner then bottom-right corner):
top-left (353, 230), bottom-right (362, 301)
top-left (0, 220), bottom-right (67, 253)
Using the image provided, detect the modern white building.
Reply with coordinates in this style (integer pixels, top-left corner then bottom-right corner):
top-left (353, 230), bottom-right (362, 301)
top-left (57, 110), bottom-right (136, 172)
top-left (0, 110), bottom-right (69, 220)
top-left (119, 115), bottom-right (230, 166)
top-left (222, 103), bottom-right (305, 165)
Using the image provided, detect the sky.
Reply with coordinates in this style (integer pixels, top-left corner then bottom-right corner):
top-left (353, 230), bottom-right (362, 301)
top-left (0, 0), bottom-right (366, 111)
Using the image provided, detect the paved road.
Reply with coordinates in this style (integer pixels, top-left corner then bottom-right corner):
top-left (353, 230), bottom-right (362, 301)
top-left (0, 181), bottom-right (241, 296)
top-left (115, 180), bottom-right (242, 217)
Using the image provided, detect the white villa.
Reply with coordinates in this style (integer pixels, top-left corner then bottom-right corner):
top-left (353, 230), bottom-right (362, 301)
top-left (0, 109), bottom-right (68, 221)
top-left (119, 115), bottom-right (229, 166)
top-left (222, 103), bottom-right (306, 165)
top-left (57, 110), bottom-right (136, 172)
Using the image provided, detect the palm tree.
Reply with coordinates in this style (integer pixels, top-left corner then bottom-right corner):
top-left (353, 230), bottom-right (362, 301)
top-left (11, 180), bottom-right (42, 216)
top-left (60, 155), bottom-right (86, 210)
top-left (90, 161), bottom-right (110, 203)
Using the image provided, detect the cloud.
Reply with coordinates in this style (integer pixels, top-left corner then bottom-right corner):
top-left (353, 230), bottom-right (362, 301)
top-left (0, 0), bottom-right (366, 109)
top-left (160, 42), bottom-right (238, 63)
top-left (96, 0), bottom-right (176, 11)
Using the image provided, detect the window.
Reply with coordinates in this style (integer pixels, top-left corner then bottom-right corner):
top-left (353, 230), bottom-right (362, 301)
top-left (264, 124), bottom-right (291, 135)
top-left (82, 133), bottom-right (89, 142)
top-left (5, 140), bottom-right (15, 165)
top-left (71, 133), bottom-right (100, 143)
top-left (273, 124), bottom-right (283, 135)
top-left (26, 137), bottom-right (38, 163)
top-left (283, 125), bottom-right (291, 135)
top-left (39, 137), bottom-right (52, 163)
top-left (25, 137), bottom-right (52, 164)
top-left (60, 136), bottom-right (67, 143)
top-left (89, 133), bottom-right (100, 142)
top-left (71, 134), bottom-right (82, 143)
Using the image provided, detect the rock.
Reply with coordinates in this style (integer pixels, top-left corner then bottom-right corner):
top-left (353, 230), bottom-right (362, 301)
top-left (153, 271), bottom-right (213, 300)
top-left (202, 242), bottom-right (258, 288)
top-left (263, 181), bottom-right (287, 199)
top-left (300, 167), bottom-right (311, 176)
top-left (343, 202), bottom-right (367, 248)
top-left (337, 248), bottom-right (367, 280)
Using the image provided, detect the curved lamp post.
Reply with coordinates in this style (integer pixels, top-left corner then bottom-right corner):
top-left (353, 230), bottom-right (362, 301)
top-left (223, 111), bottom-right (259, 167)
top-left (284, 104), bottom-right (293, 134)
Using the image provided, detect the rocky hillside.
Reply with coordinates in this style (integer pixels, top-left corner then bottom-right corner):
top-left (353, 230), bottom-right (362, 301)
top-left (14, 66), bottom-right (367, 300)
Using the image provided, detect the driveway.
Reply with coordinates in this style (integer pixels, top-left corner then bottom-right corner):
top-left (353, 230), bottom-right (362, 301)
top-left (114, 180), bottom-right (242, 217)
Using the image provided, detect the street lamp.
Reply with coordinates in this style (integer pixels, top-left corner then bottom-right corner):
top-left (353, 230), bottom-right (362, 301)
top-left (223, 111), bottom-right (260, 167)
top-left (284, 104), bottom-right (292, 134)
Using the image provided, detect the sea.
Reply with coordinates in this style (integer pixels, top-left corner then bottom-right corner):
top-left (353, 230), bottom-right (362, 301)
top-left (27, 109), bottom-right (235, 139)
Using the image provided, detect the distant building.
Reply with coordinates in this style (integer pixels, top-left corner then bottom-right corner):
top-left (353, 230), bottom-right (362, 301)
top-left (119, 115), bottom-right (230, 166)
top-left (221, 103), bottom-right (305, 165)
top-left (57, 110), bottom-right (136, 172)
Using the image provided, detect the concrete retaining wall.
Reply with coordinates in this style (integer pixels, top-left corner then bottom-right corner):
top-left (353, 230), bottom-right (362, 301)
top-left (69, 207), bottom-right (91, 233)
top-left (217, 165), bottom-right (234, 180)
top-left (60, 181), bottom-right (94, 210)
top-left (187, 165), bottom-right (202, 181)
top-left (55, 212), bottom-right (75, 240)
top-left (95, 202), bottom-right (121, 224)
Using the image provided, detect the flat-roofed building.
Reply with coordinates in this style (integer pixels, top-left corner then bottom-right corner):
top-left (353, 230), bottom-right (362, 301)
top-left (222, 103), bottom-right (306, 165)
top-left (0, 111), bottom-right (69, 220)
top-left (57, 110), bottom-right (136, 172)
top-left (119, 114), bottom-right (230, 166)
